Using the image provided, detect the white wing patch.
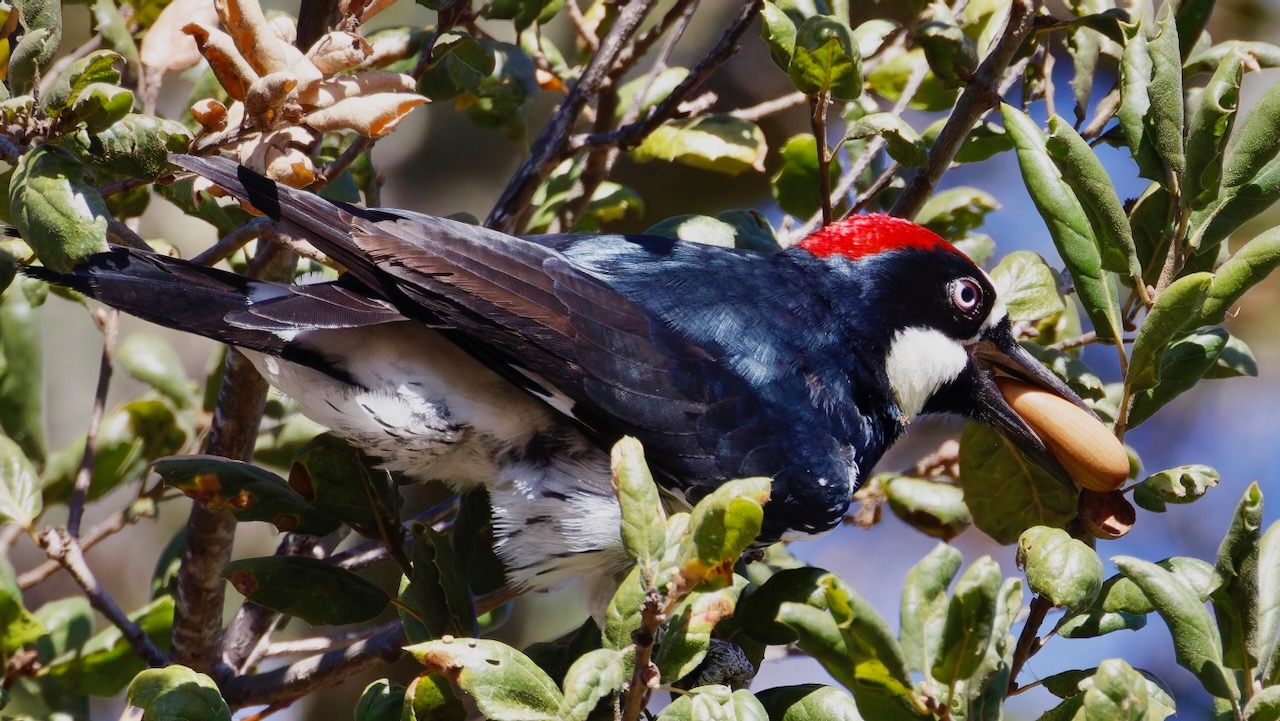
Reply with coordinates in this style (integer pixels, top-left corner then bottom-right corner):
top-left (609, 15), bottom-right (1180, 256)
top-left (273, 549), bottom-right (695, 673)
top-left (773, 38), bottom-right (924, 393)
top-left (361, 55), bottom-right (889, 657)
top-left (884, 326), bottom-right (970, 421)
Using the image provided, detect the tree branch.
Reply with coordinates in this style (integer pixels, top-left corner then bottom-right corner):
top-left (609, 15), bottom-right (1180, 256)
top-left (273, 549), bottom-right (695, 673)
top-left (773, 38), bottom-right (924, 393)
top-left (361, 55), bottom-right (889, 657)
top-left (38, 527), bottom-right (169, 667)
top-left (485, 0), bottom-right (660, 233)
top-left (566, 1), bottom-right (764, 155)
top-left (221, 624), bottom-right (406, 708)
top-left (67, 308), bottom-right (118, 538)
top-left (172, 242), bottom-right (297, 672)
top-left (219, 534), bottom-right (322, 675)
top-left (891, 0), bottom-right (1040, 219)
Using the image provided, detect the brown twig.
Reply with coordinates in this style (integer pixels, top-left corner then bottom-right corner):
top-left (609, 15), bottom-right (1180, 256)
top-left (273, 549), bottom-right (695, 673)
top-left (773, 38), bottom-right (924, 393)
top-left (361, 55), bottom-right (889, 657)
top-left (891, 0), bottom-right (1040, 219)
top-left (19, 492), bottom-right (161, 588)
top-left (171, 242), bottom-right (297, 672)
top-left (565, 0), bottom-right (600, 52)
top-left (1006, 594), bottom-right (1053, 694)
top-left (810, 95), bottom-right (833, 227)
top-left (565, 1), bottom-right (764, 156)
top-left (221, 624), bottom-right (406, 708)
top-left (38, 527), bottom-right (169, 667)
top-left (67, 308), bottom-right (118, 538)
top-left (610, 0), bottom-right (700, 79)
top-left (731, 91), bottom-right (807, 121)
top-left (486, 0), bottom-right (662, 233)
top-left (191, 217), bottom-right (277, 266)
top-left (619, 588), bottom-right (664, 721)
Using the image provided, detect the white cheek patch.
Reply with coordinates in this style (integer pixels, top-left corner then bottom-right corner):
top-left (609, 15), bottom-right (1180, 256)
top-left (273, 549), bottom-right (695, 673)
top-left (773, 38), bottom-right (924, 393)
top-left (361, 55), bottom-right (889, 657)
top-left (884, 326), bottom-right (971, 421)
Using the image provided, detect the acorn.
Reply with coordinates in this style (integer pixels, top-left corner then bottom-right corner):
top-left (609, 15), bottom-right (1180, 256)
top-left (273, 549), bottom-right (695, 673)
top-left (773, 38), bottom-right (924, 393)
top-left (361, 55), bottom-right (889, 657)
top-left (995, 377), bottom-right (1129, 492)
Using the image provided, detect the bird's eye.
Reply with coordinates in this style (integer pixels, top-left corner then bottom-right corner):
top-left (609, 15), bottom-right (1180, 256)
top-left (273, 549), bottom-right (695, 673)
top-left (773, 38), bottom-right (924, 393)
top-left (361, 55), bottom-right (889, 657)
top-left (950, 277), bottom-right (983, 314)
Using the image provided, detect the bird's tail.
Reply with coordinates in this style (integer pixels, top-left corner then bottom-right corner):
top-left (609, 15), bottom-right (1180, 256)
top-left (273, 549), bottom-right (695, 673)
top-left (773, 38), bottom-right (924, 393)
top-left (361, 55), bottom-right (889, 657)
top-left (22, 247), bottom-right (291, 355)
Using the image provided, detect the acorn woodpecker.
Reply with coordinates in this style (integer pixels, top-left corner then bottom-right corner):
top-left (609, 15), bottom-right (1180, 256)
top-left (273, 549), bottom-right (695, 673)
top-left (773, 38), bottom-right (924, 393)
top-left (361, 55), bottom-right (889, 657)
top-left (27, 154), bottom-right (1090, 595)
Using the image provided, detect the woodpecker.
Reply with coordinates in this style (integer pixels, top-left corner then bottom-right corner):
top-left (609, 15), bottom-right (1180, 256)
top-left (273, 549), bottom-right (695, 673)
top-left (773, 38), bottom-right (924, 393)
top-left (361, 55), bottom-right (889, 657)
top-left (26, 154), bottom-right (1089, 595)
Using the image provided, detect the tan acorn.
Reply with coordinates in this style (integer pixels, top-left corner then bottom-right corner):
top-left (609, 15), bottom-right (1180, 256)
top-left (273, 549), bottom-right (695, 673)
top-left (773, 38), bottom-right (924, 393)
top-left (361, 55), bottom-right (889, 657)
top-left (995, 377), bottom-right (1129, 492)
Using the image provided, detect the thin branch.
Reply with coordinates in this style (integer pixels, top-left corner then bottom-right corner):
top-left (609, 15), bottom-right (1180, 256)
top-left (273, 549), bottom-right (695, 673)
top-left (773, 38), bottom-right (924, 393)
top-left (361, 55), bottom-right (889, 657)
top-left (38, 527), bottom-right (169, 667)
top-left (485, 0), bottom-right (662, 232)
top-left (731, 91), bottom-right (806, 121)
top-left (191, 217), bottom-right (276, 266)
top-left (891, 0), bottom-right (1040, 219)
top-left (19, 492), bottom-right (162, 589)
top-left (172, 242), bottom-right (297, 673)
top-left (261, 621), bottom-right (397, 659)
top-left (566, 1), bottom-right (764, 155)
top-left (619, 588), bottom-right (664, 721)
top-left (610, 0), bottom-right (700, 78)
top-left (565, 0), bottom-right (600, 52)
top-left (221, 624), bottom-right (406, 708)
top-left (809, 95), bottom-right (833, 226)
top-left (1006, 594), bottom-right (1053, 693)
top-left (67, 308), bottom-right (118, 538)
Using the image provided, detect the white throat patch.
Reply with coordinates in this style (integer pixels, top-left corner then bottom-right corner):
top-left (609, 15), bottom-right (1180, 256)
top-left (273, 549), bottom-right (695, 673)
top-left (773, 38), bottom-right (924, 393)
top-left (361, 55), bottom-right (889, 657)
top-left (884, 326), bottom-right (970, 421)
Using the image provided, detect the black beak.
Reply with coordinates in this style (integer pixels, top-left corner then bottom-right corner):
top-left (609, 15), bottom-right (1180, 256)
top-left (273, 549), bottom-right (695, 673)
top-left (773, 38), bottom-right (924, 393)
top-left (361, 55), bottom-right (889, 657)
top-left (965, 317), bottom-right (1095, 485)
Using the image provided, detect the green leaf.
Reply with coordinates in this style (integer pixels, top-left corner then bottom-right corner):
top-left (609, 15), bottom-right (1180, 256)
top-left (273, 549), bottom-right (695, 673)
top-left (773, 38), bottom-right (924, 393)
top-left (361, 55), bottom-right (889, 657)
top-left (1126, 272), bottom-right (1212, 392)
top-left (1018, 527), bottom-right (1103, 610)
top-left (959, 421), bottom-right (1079, 545)
top-left (1066, 26), bottom-right (1101, 123)
top-left (603, 565), bottom-right (646, 651)
top-left (715, 210), bottom-right (782, 252)
top-left (1083, 658), bottom-right (1149, 721)
top-left (290, 432), bottom-right (400, 526)
top-left (612, 437), bottom-right (666, 574)
top-left (152, 455), bottom-right (340, 536)
top-left (38, 49), bottom-right (122, 117)
top-left (354, 679), bottom-right (404, 721)
top-left (674, 477), bottom-right (770, 592)
top-left (400, 521), bottom-right (478, 643)
top-left (8, 146), bottom-right (109, 273)
top-left (117, 334), bottom-right (193, 408)
top-left (1097, 556), bottom-right (1222, 616)
top-left (1021, 343), bottom-right (1106, 401)
top-left (1001, 103), bottom-right (1122, 342)
top-left (1046, 116), bottom-right (1142, 279)
top-left (865, 48), bottom-right (957, 112)
top-left (62, 113), bottom-right (191, 179)
top-left (1128, 328), bottom-right (1228, 428)
top-left (914, 186), bottom-right (1000, 240)
top-left (0, 556), bottom-right (44, 655)
top-left (70, 82), bottom-right (134, 132)
top-left (1184, 49), bottom-right (1244, 209)
top-left (408, 638), bottom-right (564, 721)
top-left (657, 578), bottom-right (745, 682)
top-left (990, 251), bottom-right (1066, 322)
top-left (0, 276), bottom-right (46, 463)
top-left (1212, 482), bottom-right (1263, 674)
top-left (1118, 22), bottom-right (1165, 182)
top-left (616, 67), bottom-right (688, 120)
top-left (126, 665), bottom-right (232, 721)
top-left (932, 557), bottom-right (1001, 687)
top-left (844, 113), bottom-right (926, 167)
top-left (1258, 520), bottom-right (1280, 683)
top-left (558, 647), bottom-right (633, 721)
top-left (223, 557), bottom-right (389, 626)
top-left (822, 574), bottom-right (920, 712)
top-left (923, 118), bottom-right (1012, 165)
top-left (1243, 687), bottom-right (1280, 721)
top-left (433, 31), bottom-right (496, 76)
top-left (881, 475), bottom-right (971, 540)
top-left (1133, 465), bottom-right (1220, 512)
top-left (900, 543), bottom-right (962, 674)
top-left (0, 433), bottom-right (40, 527)
top-left (772, 134), bottom-right (841, 219)
top-left (483, 0), bottom-right (565, 31)
top-left (1113, 555), bottom-right (1237, 699)
top-left (1195, 227), bottom-right (1280, 326)
top-left (44, 595), bottom-right (174, 697)
top-left (736, 566), bottom-right (830, 646)
top-left (760, 2), bottom-right (799, 70)
top-left (8, 0), bottom-right (62, 95)
top-left (32, 594), bottom-right (93, 662)
top-left (755, 684), bottom-right (865, 720)
top-left (788, 16), bottom-right (860, 100)
top-left (403, 672), bottom-right (467, 721)
top-left (1057, 608), bottom-right (1148, 639)
top-left (631, 115), bottom-right (767, 176)
top-left (1205, 333), bottom-right (1258, 379)
top-left (1146, 3), bottom-right (1185, 181)
top-left (914, 22), bottom-right (977, 85)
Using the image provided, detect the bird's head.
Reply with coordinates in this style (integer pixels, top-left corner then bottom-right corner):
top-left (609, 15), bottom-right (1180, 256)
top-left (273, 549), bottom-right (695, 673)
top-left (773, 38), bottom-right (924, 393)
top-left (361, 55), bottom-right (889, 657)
top-left (798, 214), bottom-right (1094, 485)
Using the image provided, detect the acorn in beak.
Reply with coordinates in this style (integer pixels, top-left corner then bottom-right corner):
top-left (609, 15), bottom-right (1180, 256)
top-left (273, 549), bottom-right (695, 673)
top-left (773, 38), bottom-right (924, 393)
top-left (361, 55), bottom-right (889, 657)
top-left (965, 318), bottom-right (1129, 492)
